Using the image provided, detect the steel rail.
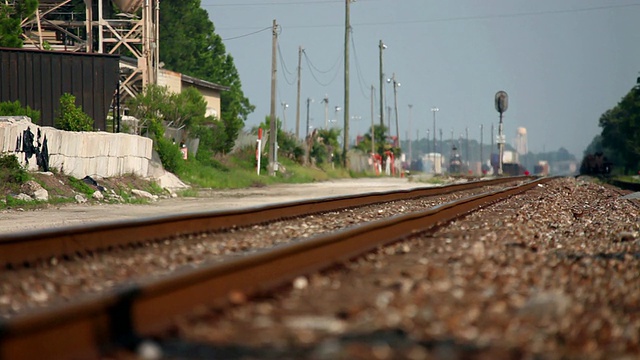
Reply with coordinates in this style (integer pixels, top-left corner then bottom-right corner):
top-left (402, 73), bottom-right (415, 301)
top-left (0, 176), bottom-right (527, 267)
top-left (0, 177), bottom-right (551, 360)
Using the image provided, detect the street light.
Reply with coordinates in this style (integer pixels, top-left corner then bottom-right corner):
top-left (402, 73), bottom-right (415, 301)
top-left (321, 95), bottom-right (329, 129)
top-left (333, 106), bottom-right (342, 128)
top-left (304, 97), bottom-right (314, 166)
top-left (281, 102), bottom-right (289, 131)
top-left (431, 107), bottom-right (439, 173)
top-left (379, 40), bottom-right (386, 129)
top-left (387, 73), bottom-right (400, 149)
top-left (408, 104), bottom-right (413, 164)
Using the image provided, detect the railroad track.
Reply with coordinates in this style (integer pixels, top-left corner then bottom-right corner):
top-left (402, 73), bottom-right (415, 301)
top-left (0, 176), bottom-right (551, 359)
top-left (0, 177), bottom-right (524, 268)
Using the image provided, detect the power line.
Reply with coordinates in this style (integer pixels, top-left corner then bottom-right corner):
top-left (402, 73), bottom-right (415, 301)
top-left (217, 3), bottom-right (640, 31)
top-left (221, 26), bottom-right (271, 41)
top-left (203, 0), bottom-right (343, 7)
top-left (350, 29), bottom-right (371, 100)
top-left (303, 51), bottom-right (342, 87)
top-left (277, 42), bottom-right (297, 85)
top-left (303, 49), bottom-right (342, 74)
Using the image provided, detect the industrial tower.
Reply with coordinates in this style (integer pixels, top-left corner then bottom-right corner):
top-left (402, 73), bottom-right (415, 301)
top-left (18, 0), bottom-right (159, 101)
top-left (515, 127), bottom-right (528, 155)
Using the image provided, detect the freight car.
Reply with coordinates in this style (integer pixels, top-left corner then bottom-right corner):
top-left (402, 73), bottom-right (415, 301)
top-left (580, 152), bottom-right (612, 176)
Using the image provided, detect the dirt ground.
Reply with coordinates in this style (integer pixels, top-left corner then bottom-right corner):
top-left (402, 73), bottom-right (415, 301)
top-left (0, 177), bottom-right (427, 235)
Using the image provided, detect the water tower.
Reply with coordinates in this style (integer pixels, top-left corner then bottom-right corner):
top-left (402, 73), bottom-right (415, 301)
top-left (515, 127), bottom-right (528, 155)
top-left (20, 0), bottom-right (159, 100)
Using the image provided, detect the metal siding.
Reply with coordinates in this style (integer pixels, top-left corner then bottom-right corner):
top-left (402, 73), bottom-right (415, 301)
top-left (94, 60), bottom-right (106, 131)
top-left (0, 53), bottom-right (9, 100)
top-left (0, 49), bottom-right (119, 129)
top-left (81, 57), bottom-right (93, 128)
top-left (9, 52), bottom-right (19, 99)
top-left (24, 53), bottom-right (34, 108)
top-left (32, 54), bottom-right (43, 124)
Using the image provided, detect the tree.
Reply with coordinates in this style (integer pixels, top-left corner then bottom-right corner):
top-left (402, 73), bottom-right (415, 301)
top-left (126, 84), bottom-right (170, 137)
top-left (598, 86), bottom-right (640, 173)
top-left (0, 0), bottom-right (38, 48)
top-left (55, 93), bottom-right (94, 131)
top-left (354, 124), bottom-right (390, 156)
top-left (0, 100), bottom-right (40, 123)
top-left (159, 0), bottom-right (254, 149)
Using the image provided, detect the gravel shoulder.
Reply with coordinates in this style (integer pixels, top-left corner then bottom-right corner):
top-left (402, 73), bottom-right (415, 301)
top-left (0, 178), bottom-right (427, 234)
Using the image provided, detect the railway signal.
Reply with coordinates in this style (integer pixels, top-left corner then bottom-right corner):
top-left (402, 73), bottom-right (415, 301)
top-left (494, 91), bottom-right (508, 175)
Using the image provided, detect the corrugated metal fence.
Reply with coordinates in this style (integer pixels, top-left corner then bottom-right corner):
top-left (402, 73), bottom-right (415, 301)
top-left (0, 48), bottom-right (119, 131)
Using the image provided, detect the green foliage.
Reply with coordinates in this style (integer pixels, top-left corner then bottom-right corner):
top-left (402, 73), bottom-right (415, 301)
top-left (0, 154), bottom-right (28, 185)
top-left (130, 85), bottom-right (208, 136)
top-left (155, 137), bottom-right (184, 173)
top-left (55, 93), bottom-right (94, 131)
top-left (0, 100), bottom-right (41, 123)
top-left (126, 84), bottom-right (170, 137)
top-left (256, 116), bottom-right (304, 164)
top-left (67, 176), bottom-right (95, 196)
top-left (598, 86), bottom-right (640, 174)
top-left (311, 128), bottom-right (342, 166)
top-left (0, 0), bottom-right (38, 48)
top-left (159, 0), bottom-right (255, 146)
top-left (354, 124), bottom-right (390, 156)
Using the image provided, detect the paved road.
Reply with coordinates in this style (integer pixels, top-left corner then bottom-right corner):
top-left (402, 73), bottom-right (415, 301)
top-left (0, 178), bottom-right (428, 234)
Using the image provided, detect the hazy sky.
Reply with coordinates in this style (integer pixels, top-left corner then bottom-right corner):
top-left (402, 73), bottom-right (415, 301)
top-left (202, 0), bottom-right (640, 157)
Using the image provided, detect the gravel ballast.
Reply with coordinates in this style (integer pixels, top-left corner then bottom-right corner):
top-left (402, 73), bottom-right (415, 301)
top-left (162, 177), bottom-right (640, 359)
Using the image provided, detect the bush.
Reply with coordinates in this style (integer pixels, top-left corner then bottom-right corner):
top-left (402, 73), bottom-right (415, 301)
top-left (0, 100), bottom-right (41, 123)
top-left (155, 137), bottom-right (184, 173)
top-left (0, 154), bottom-right (28, 184)
top-left (55, 93), bottom-right (94, 131)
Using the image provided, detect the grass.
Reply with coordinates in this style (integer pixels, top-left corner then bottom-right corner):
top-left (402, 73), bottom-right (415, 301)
top-left (175, 154), bottom-right (360, 190)
top-left (68, 176), bottom-right (95, 196)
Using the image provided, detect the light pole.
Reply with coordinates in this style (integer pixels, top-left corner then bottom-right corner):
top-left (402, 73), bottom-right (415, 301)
top-left (426, 128), bottom-right (430, 173)
top-left (480, 124), bottom-right (484, 174)
top-left (333, 106), bottom-right (342, 129)
top-left (281, 102), bottom-right (288, 132)
top-left (305, 97), bottom-right (314, 166)
top-left (322, 95), bottom-right (329, 129)
top-left (387, 73), bottom-right (400, 149)
top-left (465, 126), bottom-right (469, 169)
top-left (408, 104), bottom-right (413, 163)
top-left (379, 40), bottom-right (386, 128)
top-left (431, 107), bottom-right (439, 172)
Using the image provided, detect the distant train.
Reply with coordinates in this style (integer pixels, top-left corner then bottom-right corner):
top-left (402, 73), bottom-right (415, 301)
top-left (580, 152), bottom-right (612, 176)
top-left (449, 146), bottom-right (462, 174)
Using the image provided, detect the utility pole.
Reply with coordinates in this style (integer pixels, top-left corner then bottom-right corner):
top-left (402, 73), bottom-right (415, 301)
top-left (480, 124), bottom-right (484, 173)
top-left (295, 46), bottom-right (302, 139)
top-left (370, 85), bottom-right (375, 155)
top-left (408, 104), bottom-right (413, 163)
top-left (343, 0), bottom-right (353, 168)
top-left (465, 126), bottom-right (469, 168)
top-left (390, 73), bottom-right (400, 150)
top-left (269, 19), bottom-right (278, 176)
top-left (379, 40), bottom-right (385, 128)
top-left (322, 95), bottom-right (329, 129)
top-left (281, 102), bottom-right (289, 131)
top-left (305, 97), bottom-right (312, 166)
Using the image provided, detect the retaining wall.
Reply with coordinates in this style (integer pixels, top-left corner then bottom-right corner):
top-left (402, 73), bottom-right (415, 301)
top-left (0, 117), bottom-right (152, 179)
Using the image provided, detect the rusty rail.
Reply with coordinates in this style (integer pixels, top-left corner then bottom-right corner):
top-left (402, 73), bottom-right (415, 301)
top-left (0, 177), bottom-right (527, 267)
top-left (0, 176), bottom-right (551, 359)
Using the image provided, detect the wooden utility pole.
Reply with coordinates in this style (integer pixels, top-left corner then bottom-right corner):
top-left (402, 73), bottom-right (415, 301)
top-left (370, 85), bottom-right (375, 155)
top-left (269, 19), bottom-right (278, 176)
top-left (343, 0), bottom-right (352, 168)
top-left (408, 104), bottom-right (413, 163)
top-left (379, 40), bottom-right (385, 128)
top-left (391, 73), bottom-right (399, 149)
top-left (295, 46), bottom-right (302, 139)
